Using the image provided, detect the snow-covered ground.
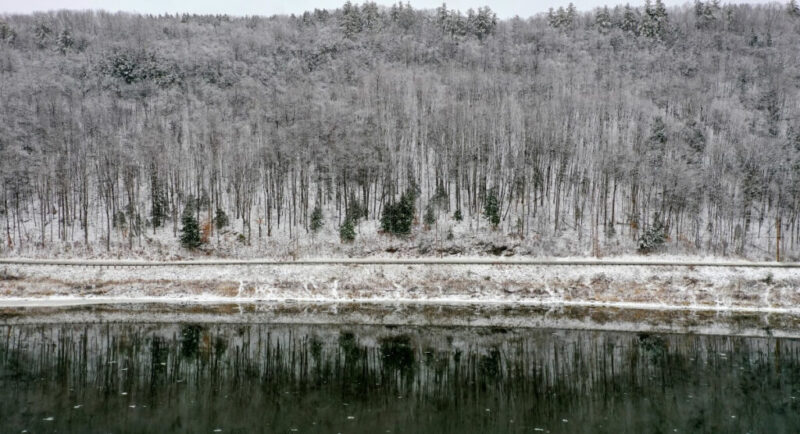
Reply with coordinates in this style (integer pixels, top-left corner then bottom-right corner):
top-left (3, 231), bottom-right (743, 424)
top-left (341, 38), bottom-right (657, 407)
top-left (0, 254), bottom-right (796, 266)
top-left (4, 217), bottom-right (796, 262)
top-left (1, 261), bottom-right (798, 314)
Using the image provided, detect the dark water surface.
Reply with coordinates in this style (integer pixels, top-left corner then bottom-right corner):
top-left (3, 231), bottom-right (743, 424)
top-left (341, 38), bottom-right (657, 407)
top-left (2, 321), bottom-right (800, 433)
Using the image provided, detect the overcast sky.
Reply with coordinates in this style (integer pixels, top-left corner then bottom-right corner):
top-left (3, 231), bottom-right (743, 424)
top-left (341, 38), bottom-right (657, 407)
top-left (0, 0), bottom-right (777, 19)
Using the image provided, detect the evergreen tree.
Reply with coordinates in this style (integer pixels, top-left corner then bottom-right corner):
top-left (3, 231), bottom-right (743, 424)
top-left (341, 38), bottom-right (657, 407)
top-left (310, 205), bottom-right (324, 234)
top-left (638, 213), bottom-right (667, 253)
top-left (595, 7), bottom-right (613, 33)
top-left (150, 171), bottom-right (168, 229)
top-left (397, 191), bottom-right (416, 233)
top-left (56, 29), bottom-right (73, 54)
top-left (642, 0), bottom-right (669, 40)
top-left (641, 0), bottom-right (658, 38)
top-left (566, 3), bottom-right (578, 27)
top-left (0, 21), bottom-right (16, 45)
top-left (180, 198), bottom-right (202, 249)
top-left (113, 210), bottom-right (126, 229)
top-left (34, 21), bottom-right (51, 49)
top-left (446, 10), bottom-right (467, 37)
top-left (345, 194), bottom-right (365, 224)
top-left (381, 190), bottom-right (415, 236)
top-left (549, 4), bottom-right (577, 29)
top-left (620, 4), bottom-right (640, 35)
top-left (360, 2), bottom-right (381, 32)
top-left (453, 209), bottom-right (463, 222)
top-left (470, 6), bottom-right (497, 40)
top-left (340, 1), bottom-right (362, 39)
top-left (694, 0), bottom-right (705, 17)
top-left (547, 8), bottom-right (557, 28)
top-left (484, 190), bottom-right (500, 229)
top-left (339, 218), bottom-right (356, 243)
top-left (556, 7), bottom-right (568, 28)
top-left (390, 2), bottom-right (416, 31)
top-left (695, 1), bottom-right (717, 29)
top-left (436, 3), bottom-right (449, 30)
top-left (654, 0), bottom-right (669, 26)
top-left (214, 208), bottom-right (229, 230)
top-left (380, 203), bottom-right (395, 234)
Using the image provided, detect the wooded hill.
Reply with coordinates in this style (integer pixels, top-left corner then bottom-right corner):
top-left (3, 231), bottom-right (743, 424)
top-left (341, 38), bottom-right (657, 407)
top-left (1, 1), bottom-right (799, 259)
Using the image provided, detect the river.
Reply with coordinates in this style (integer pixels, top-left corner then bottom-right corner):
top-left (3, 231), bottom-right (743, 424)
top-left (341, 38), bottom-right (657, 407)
top-left (2, 303), bottom-right (800, 433)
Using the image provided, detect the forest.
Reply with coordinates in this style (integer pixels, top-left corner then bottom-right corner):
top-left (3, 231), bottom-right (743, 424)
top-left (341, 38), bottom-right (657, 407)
top-left (0, 1), bottom-right (799, 259)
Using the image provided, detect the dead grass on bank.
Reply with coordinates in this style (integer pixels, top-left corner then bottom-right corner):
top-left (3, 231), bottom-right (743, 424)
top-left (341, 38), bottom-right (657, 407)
top-left (0, 268), bottom-right (798, 312)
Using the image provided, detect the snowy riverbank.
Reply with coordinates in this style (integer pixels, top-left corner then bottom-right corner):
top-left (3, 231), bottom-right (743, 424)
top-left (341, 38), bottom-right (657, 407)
top-left (1, 258), bottom-right (798, 314)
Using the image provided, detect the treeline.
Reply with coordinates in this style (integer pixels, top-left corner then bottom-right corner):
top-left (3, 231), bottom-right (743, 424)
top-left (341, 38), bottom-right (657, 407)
top-left (0, 1), bottom-right (799, 258)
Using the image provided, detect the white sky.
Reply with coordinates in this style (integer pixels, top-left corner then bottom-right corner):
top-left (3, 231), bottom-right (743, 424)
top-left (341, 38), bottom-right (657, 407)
top-left (0, 0), bottom-right (778, 19)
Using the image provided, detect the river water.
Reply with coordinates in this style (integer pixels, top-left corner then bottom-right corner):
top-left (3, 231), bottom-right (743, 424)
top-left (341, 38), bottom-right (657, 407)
top-left (1, 307), bottom-right (800, 433)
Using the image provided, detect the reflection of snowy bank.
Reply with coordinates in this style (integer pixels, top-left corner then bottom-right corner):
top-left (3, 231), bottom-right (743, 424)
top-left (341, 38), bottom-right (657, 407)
top-left (1, 261), bottom-right (799, 313)
top-left (3, 302), bottom-right (800, 338)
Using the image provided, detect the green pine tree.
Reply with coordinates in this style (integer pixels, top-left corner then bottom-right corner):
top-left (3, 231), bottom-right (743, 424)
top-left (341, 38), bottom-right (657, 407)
top-left (595, 6), bottom-right (613, 33)
top-left (620, 4), bottom-right (640, 35)
top-left (380, 189), bottom-right (415, 236)
top-left (340, 1), bottom-right (363, 39)
top-left (642, 0), bottom-right (669, 40)
top-left (310, 205), bottom-right (324, 234)
top-left (56, 29), bottom-right (73, 54)
top-left (340, 218), bottom-right (356, 243)
top-left (0, 21), bottom-right (17, 45)
top-left (150, 170), bottom-right (168, 229)
top-left (484, 190), bottom-right (500, 229)
top-left (214, 207), bottom-right (229, 230)
top-left (346, 194), bottom-right (365, 224)
top-left (638, 213), bottom-right (666, 253)
top-left (180, 198), bottom-right (202, 249)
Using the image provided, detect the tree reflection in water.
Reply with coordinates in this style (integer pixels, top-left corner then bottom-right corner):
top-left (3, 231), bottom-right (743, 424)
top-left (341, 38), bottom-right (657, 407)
top-left (1, 323), bottom-right (799, 433)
